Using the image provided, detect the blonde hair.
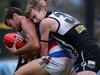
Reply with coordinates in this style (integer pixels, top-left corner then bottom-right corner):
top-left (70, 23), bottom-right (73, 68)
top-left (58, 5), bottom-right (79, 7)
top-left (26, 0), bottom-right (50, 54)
top-left (25, 0), bottom-right (47, 18)
top-left (25, 0), bottom-right (42, 13)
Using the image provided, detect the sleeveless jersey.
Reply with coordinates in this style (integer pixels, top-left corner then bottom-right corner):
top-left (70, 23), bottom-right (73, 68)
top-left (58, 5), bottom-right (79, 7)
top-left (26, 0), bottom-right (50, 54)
top-left (48, 12), bottom-right (96, 55)
top-left (47, 12), bottom-right (100, 73)
top-left (49, 12), bottom-right (80, 35)
top-left (48, 12), bottom-right (100, 61)
top-left (35, 13), bottom-right (71, 58)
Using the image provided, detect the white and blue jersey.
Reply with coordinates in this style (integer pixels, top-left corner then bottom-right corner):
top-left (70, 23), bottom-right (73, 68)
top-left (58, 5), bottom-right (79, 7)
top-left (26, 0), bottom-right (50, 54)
top-left (48, 40), bottom-right (71, 58)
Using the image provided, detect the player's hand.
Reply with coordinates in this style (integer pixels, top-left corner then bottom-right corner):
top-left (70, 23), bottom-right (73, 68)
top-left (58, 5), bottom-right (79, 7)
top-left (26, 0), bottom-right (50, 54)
top-left (5, 42), bottom-right (17, 54)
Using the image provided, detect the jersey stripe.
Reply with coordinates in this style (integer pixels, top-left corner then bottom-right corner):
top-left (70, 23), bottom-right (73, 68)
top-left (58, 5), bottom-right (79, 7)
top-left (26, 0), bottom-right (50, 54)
top-left (48, 50), bottom-right (71, 58)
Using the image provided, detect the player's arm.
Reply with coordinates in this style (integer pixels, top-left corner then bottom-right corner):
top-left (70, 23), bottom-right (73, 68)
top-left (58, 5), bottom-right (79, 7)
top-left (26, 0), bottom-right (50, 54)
top-left (14, 18), bottom-right (40, 55)
top-left (39, 18), bottom-right (58, 56)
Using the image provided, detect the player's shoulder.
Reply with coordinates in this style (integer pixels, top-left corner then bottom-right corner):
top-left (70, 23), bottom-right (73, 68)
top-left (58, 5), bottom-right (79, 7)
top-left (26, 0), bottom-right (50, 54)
top-left (21, 17), bottom-right (31, 24)
top-left (21, 17), bottom-right (34, 27)
top-left (50, 11), bottom-right (79, 21)
top-left (49, 11), bottom-right (69, 17)
top-left (40, 11), bottom-right (61, 25)
top-left (40, 17), bottom-right (58, 27)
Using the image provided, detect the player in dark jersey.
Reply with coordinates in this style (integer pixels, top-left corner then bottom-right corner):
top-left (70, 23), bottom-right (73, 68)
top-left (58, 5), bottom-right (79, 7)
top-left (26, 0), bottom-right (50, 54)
top-left (25, 0), bottom-right (100, 75)
top-left (15, 0), bottom-right (48, 71)
top-left (4, 6), bottom-right (75, 75)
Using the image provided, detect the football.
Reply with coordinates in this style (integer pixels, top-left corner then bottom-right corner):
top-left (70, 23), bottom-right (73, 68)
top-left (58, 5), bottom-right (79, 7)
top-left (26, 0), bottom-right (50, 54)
top-left (3, 33), bottom-right (27, 49)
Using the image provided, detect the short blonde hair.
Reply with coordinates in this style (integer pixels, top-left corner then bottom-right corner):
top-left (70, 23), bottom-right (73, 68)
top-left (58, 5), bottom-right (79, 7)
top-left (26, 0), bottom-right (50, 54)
top-left (25, 0), bottom-right (42, 13)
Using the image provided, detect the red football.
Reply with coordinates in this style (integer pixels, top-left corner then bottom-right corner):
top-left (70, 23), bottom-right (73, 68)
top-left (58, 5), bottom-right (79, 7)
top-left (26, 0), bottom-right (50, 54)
top-left (3, 33), bottom-right (27, 49)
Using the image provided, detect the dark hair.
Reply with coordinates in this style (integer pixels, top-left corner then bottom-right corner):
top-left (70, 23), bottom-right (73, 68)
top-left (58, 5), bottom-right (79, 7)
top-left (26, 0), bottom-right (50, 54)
top-left (4, 7), bottom-right (24, 26)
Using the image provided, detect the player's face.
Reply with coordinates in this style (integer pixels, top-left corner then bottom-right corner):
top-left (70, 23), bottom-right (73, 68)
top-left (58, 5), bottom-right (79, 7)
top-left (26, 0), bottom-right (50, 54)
top-left (39, 0), bottom-right (47, 6)
top-left (30, 9), bottom-right (45, 23)
top-left (6, 19), bottom-right (20, 31)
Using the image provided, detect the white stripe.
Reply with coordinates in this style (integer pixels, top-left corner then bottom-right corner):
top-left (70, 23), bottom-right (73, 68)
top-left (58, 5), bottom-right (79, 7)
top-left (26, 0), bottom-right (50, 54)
top-left (49, 45), bottom-right (63, 54)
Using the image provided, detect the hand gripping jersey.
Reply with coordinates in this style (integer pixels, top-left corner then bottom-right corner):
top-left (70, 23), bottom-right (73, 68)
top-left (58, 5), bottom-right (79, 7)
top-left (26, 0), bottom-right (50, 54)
top-left (48, 12), bottom-right (100, 72)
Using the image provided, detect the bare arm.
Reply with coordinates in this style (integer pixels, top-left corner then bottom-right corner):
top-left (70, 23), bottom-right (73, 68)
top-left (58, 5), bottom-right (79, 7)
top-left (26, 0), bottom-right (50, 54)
top-left (40, 18), bottom-right (58, 56)
top-left (15, 18), bottom-right (40, 55)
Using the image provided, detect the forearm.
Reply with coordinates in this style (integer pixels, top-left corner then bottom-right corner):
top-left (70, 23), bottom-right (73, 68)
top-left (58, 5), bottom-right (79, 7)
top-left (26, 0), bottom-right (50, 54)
top-left (15, 42), bottom-right (40, 55)
top-left (40, 42), bottom-right (48, 56)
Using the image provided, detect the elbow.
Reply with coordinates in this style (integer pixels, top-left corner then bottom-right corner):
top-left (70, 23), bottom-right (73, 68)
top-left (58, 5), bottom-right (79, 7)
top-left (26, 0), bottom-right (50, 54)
top-left (31, 42), bottom-right (40, 50)
top-left (31, 43), bottom-right (40, 55)
top-left (30, 36), bottom-right (40, 50)
top-left (34, 43), bottom-right (40, 50)
top-left (30, 43), bottom-right (40, 56)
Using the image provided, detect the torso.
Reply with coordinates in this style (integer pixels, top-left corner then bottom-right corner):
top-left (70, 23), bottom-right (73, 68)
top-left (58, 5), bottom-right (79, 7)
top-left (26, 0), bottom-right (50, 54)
top-left (48, 12), bottom-right (95, 53)
top-left (48, 12), bottom-right (100, 72)
top-left (47, 12), bottom-right (100, 62)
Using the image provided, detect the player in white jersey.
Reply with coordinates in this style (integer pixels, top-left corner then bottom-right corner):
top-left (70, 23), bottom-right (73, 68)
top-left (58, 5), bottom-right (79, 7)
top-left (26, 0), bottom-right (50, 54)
top-left (25, 0), bottom-right (100, 75)
top-left (4, 7), bottom-right (75, 75)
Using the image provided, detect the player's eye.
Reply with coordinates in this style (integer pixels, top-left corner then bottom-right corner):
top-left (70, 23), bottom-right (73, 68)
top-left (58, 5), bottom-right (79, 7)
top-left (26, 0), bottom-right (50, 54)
top-left (32, 15), bottom-right (36, 18)
top-left (7, 23), bottom-right (12, 28)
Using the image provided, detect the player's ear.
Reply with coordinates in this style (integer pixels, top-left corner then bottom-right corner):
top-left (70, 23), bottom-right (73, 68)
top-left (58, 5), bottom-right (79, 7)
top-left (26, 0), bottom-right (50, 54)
top-left (13, 13), bottom-right (18, 19)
